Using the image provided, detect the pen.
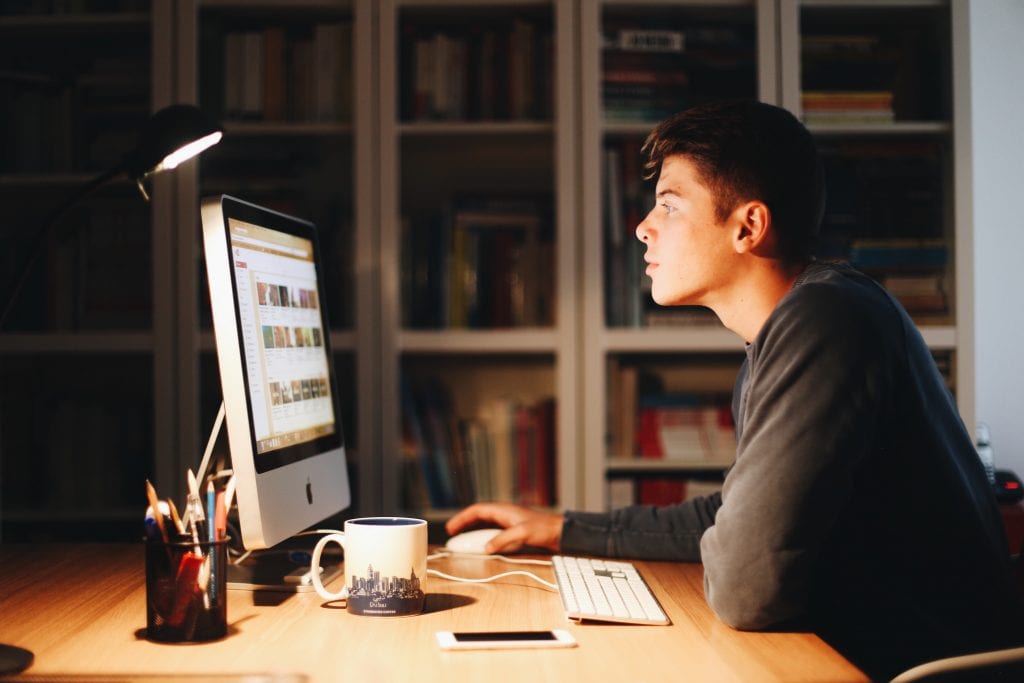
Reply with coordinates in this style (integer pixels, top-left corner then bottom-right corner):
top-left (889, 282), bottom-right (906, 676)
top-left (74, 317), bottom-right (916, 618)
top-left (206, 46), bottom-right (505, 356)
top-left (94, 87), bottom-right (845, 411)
top-left (186, 469), bottom-right (205, 555)
top-left (205, 478), bottom-right (221, 606)
top-left (206, 480), bottom-right (216, 544)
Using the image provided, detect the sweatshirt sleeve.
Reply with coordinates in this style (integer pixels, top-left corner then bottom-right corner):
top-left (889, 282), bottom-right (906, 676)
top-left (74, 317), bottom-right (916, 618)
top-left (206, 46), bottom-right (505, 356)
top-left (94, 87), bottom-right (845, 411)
top-left (560, 493), bottom-right (722, 561)
top-left (699, 282), bottom-right (893, 630)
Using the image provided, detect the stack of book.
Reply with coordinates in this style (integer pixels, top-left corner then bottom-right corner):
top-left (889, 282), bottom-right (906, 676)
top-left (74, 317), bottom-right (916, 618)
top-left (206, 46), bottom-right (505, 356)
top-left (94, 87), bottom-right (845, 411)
top-left (634, 399), bottom-right (735, 465)
top-left (801, 91), bottom-right (894, 125)
top-left (401, 376), bottom-right (556, 511)
top-left (881, 273), bottom-right (948, 317)
top-left (602, 24), bottom-right (689, 123)
top-left (211, 21), bottom-right (352, 123)
top-left (400, 17), bottom-right (553, 121)
top-left (801, 33), bottom-right (900, 124)
top-left (402, 197), bottom-right (554, 329)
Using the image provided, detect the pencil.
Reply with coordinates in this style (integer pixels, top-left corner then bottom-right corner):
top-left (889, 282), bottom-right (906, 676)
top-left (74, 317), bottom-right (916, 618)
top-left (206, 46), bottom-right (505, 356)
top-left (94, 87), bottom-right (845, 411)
top-left (167, 497), bottom-right (185, 536)
top-left (145, 479), bottom-right (169, 543)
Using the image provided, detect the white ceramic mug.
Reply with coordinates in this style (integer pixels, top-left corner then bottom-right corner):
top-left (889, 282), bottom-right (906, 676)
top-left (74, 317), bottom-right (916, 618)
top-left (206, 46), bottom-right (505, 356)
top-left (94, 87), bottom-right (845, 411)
top-left (311, 517), bottom-right (428, 616)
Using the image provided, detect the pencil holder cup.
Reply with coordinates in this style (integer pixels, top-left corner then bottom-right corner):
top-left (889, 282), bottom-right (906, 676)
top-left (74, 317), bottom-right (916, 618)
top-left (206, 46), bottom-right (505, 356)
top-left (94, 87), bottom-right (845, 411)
top-left (145, 537), bottom-right (229, 642)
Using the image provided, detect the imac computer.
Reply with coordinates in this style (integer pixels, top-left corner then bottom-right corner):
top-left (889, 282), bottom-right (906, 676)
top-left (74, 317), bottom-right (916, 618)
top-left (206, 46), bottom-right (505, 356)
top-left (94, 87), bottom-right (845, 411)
top-left (201, 195), bottom-right (350, 588)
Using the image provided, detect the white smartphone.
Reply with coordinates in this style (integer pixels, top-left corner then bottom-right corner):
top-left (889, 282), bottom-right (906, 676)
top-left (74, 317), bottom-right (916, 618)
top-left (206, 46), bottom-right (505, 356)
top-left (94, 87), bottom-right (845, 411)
top-left (435, 629), bottom-right (577, 650)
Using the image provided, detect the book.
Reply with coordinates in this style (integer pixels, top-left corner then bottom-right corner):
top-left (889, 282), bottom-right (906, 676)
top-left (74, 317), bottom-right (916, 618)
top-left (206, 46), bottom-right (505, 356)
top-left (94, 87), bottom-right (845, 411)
top-left (607, 478), bottom-right (636, 509)
top-left (314, 22), bottom-right (348, 122)
top-left (881, 273), bottom-right (947, 315)
top-left (615, 364), bottom-right (638, 459)
top-left (636, 397), bottom-right (734, 465)
top-left (404, 197), bottom-right (553, 329)
top-left (478, 396), bottom-right (516, 503)
top-left (848, 238), bottom-right (947, 269)
top-left (400, 18), bottom-right (553, 122)
top-left (262, 27), bottom-right (286, 122)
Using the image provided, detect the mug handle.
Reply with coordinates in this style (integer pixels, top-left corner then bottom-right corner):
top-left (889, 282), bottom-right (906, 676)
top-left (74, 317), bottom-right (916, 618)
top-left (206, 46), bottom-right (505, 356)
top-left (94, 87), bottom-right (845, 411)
top-left (311, 533), bottom-right (348, 602)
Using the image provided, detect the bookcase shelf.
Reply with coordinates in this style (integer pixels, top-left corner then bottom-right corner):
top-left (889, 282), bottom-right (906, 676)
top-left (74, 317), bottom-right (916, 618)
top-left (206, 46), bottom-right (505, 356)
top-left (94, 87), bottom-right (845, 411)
top-left (602, 328), bottom-right (745, 354)
top-left (0, 332), bottom-right (154, 354)
top-left (223, 121), bottom-right (354, 136)
top-left (0, 12), bottom-right (149, 30)
top-left (606, 459), bottom-right (731, 474)
top-left (377, 0), bottom-right (578, 518)
top-left (807, 121), bottom-right (951, 135)
top-left (399, 121), bottom-right (554, 135)
top-left (399, 329), bottom-right (560, 354)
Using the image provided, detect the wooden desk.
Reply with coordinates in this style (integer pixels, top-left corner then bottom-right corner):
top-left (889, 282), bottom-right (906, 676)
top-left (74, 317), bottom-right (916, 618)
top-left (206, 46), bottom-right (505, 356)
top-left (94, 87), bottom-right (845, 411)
top-left (0, 544), bottom-right (866, 683)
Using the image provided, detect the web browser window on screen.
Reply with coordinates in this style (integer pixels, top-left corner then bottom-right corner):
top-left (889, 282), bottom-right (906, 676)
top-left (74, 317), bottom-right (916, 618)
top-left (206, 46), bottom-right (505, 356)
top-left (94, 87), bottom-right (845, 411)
top-left (228, 218), bottom-right (336, 455)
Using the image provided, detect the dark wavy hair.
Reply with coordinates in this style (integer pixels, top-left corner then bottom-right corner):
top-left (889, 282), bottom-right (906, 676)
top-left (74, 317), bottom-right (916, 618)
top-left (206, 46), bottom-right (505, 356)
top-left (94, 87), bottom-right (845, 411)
top-left (641, 100), bottom-right (825, 264)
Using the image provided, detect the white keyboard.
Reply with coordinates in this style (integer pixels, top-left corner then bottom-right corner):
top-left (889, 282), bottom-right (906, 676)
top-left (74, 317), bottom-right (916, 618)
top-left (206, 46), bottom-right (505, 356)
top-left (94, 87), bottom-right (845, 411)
top-left (552, 555), bottom-right (670, 625)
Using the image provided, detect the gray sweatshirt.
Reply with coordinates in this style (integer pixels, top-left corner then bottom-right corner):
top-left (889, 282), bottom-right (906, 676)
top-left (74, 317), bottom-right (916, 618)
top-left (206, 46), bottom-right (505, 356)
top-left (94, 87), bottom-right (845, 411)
top-left (561, 262), bottom-right (1023, 678)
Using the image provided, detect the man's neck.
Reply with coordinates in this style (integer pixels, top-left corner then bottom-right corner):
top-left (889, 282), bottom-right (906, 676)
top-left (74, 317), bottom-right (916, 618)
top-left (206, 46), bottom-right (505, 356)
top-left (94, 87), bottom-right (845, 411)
top-left (711, 260), bottom-right (808, 344)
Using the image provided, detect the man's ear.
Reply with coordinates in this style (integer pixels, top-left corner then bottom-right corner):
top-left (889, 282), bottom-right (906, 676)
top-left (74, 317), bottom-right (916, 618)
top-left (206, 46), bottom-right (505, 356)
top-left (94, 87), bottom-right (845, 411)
top-left (732, 201), bottom-right (773, 255)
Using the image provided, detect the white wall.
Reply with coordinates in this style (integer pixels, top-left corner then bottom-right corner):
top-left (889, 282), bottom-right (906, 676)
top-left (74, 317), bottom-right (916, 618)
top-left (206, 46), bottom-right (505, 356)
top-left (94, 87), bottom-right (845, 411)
top-left (967, 0), bottom-right (1024, 476)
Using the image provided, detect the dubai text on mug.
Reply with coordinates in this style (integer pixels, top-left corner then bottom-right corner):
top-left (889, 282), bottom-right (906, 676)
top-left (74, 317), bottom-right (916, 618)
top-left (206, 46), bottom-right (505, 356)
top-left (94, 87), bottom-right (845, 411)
top-left (312, 517), bottom-right (428, 616)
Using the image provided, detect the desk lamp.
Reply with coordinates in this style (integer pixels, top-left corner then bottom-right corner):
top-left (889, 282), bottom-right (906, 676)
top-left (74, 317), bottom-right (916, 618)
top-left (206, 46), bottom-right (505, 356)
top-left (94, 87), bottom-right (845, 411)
top-left (0, 104), bottom-right (222, 676)
top-left (0, 103), bottom-right (223, 330)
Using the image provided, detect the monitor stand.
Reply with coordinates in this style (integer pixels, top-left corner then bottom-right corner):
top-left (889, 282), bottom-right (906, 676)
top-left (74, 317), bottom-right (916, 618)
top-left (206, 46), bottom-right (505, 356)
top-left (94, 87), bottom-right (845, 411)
top-left (226, 552), bottom-right (342, 593)
top-left (197, 401), bottom-right (345, 593)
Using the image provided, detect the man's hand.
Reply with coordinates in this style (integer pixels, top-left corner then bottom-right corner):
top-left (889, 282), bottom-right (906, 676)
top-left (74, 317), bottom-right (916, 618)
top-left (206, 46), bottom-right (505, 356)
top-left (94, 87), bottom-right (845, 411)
top-left (445, 503), bottom-right (564, 554)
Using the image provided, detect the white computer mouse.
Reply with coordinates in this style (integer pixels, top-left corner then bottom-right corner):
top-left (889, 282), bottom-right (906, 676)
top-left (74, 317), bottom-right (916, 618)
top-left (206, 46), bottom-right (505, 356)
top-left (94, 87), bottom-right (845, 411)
top-left (445, 528), bottom-right (502, 554)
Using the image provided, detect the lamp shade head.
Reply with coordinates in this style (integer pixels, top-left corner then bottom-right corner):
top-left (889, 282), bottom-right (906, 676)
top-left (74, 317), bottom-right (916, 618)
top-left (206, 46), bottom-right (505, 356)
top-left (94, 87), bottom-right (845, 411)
top-left (122, 104), bottom-right (223, 181)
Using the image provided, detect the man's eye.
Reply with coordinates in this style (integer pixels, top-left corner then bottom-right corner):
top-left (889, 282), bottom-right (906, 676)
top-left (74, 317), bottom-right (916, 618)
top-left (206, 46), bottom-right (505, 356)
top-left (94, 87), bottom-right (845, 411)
top-left (661, 203), bottom-right (676, 214)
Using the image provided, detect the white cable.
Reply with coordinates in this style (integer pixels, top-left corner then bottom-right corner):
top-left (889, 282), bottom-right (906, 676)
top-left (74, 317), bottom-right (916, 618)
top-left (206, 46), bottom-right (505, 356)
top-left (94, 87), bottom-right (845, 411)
top-left (427, 568), bottom-right (558, 591)
top-left (286, 532), bottom-right (561, 589)
top-left (195, 402), bottom-right (225, 489)
top-left (429, 549), bottom-right (552, 566)
top-left (183, 402), bottom-right (226, 529)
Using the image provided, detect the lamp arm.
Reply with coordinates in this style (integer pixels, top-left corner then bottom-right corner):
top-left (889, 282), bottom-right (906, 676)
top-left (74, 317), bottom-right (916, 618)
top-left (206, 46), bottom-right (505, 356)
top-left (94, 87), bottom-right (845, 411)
top-left (0, 164), bottom-right (126, 331)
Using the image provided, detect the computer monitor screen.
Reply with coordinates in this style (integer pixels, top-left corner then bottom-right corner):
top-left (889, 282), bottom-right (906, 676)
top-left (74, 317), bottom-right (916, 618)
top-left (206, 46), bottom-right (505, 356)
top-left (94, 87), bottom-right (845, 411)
top-left (201, 195), bottom-right (350, 552)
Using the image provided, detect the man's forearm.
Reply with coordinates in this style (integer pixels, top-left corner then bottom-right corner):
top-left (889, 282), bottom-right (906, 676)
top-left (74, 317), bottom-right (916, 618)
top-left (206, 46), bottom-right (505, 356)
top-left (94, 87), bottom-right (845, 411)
top-left (560, 494), bottom-right (721, 561)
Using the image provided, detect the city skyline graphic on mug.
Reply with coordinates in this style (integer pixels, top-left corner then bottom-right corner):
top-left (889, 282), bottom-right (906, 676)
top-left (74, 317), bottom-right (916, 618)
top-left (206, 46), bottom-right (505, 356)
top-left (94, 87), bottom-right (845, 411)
top-left (348, 563), bottom-right (425, 616)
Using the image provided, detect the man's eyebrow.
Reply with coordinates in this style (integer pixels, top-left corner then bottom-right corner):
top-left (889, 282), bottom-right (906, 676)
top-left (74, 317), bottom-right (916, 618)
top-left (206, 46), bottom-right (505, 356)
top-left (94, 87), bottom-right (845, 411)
top-left (656, 188), bottom-right (680, 199)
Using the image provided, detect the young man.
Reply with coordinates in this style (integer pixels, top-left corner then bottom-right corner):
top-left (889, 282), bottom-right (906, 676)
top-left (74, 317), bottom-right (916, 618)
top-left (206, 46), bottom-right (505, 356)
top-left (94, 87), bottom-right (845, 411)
top-left (446, 100), bottom-right (1024, 679)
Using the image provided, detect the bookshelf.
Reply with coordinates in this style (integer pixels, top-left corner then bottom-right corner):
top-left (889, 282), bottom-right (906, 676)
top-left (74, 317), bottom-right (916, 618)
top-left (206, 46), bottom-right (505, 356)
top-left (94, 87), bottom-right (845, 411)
top-left (377, 0), bottom-right (578, 520)
top-left (782, 0), bottom-right (955, 328)
top-left (580, 0), bottom-right (769, 510)
top-left (171, 0), bottom-right (376, 517)
top-left (580, 0), bottom-right (960, 511)
top-left (0, 1), bottom-right (175, 539)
